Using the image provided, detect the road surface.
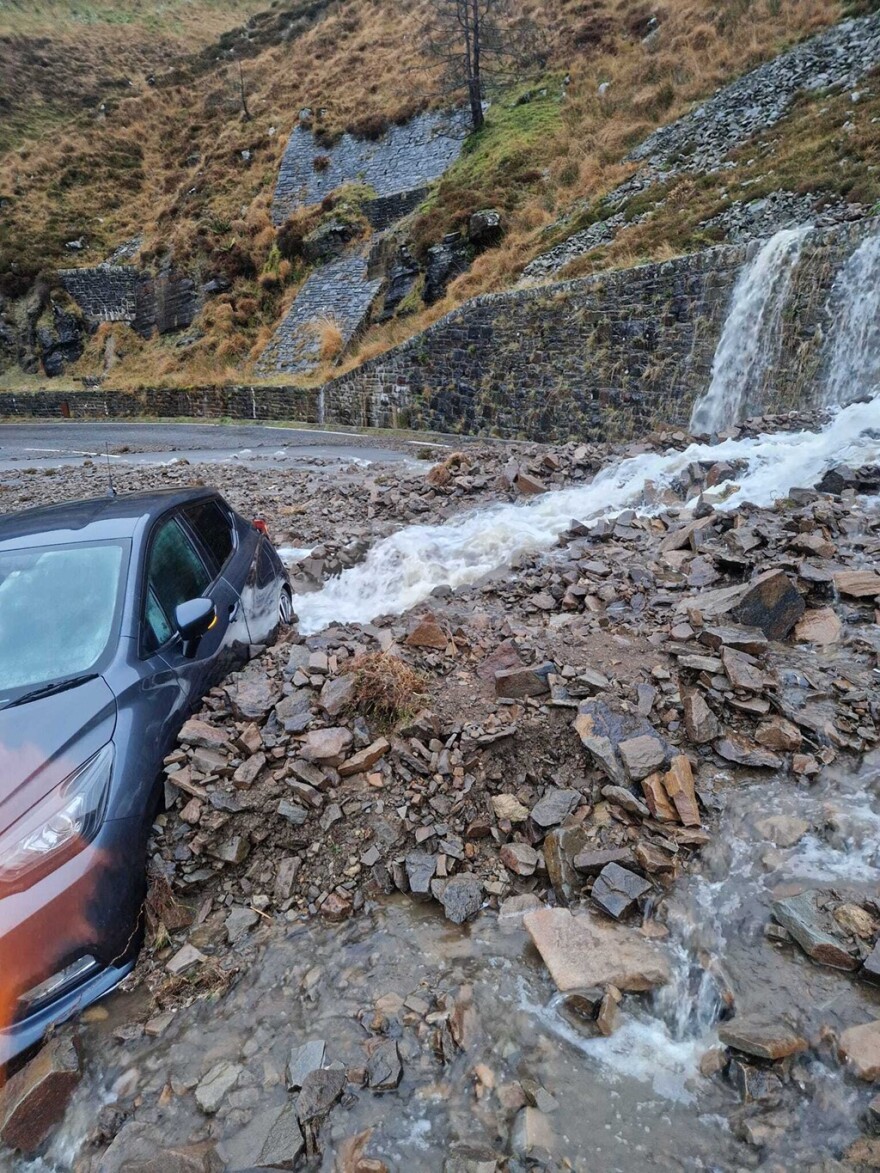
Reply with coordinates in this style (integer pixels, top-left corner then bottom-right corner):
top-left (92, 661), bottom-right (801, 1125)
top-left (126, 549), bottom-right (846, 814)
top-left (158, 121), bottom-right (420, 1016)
top-left (0, 421), bottom-right (429, 471)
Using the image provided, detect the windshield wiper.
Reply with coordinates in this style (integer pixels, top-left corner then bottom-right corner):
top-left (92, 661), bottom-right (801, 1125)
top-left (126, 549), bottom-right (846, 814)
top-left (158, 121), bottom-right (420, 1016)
top-left (1, 673), bottom-right (100, 711)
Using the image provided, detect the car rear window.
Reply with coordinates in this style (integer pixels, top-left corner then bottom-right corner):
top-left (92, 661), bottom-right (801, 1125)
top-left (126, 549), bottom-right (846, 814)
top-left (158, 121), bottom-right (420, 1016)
top-left (184, 500), bottom-right (234, 576)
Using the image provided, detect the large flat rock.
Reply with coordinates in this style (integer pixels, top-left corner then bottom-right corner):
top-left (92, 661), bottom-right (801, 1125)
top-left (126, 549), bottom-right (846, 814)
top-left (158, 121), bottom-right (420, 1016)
top-left (523, 907), bottom-right (670, 993)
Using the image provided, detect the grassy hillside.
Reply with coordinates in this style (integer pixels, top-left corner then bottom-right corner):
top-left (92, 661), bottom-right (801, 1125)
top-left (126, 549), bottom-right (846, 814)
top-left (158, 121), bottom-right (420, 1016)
top-left (0, 0), bottom-right (863, 388)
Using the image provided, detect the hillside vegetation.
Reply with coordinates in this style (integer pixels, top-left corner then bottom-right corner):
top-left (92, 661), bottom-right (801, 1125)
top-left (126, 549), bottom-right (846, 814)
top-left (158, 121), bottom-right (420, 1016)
top-left (0, 0), bottom-right (871, 388)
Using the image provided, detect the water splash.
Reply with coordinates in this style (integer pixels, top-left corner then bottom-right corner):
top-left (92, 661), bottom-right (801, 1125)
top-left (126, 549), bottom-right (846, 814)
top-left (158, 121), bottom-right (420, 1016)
top-left (295, 397), bottom-right (880, 633)
top-left (689, 226), bottom-right (812, 434)
top-left (824, 233), bottom-right (880, 406)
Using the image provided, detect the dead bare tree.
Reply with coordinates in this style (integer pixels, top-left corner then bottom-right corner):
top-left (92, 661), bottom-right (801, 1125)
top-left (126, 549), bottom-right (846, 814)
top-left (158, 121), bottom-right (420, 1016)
top-left (237, 61), bottom-right (252, 122)
top-left (425, 0), bottom-right (545, 132)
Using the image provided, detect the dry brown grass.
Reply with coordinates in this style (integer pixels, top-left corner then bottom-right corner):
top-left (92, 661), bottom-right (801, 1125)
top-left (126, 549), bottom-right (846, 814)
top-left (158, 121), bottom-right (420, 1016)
top-left (315, 315), bottom-right (344, 361)
top-left (347, 652), bottom-right (428, 729)
top-left (0, 0), bottom-right (847, 383)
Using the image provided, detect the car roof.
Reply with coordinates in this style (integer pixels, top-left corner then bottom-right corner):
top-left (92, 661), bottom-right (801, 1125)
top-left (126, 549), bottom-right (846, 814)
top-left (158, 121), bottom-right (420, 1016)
top-left (0, 487), bottom-right (224, 548)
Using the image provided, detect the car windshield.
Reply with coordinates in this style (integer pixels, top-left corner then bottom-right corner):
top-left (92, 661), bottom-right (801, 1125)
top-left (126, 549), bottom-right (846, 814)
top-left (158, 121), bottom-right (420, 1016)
top-left (0, 540), bottom-right (127, 695)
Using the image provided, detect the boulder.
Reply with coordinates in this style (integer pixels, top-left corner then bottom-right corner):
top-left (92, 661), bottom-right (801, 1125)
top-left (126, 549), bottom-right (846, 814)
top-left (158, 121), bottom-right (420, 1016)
top-left (495, 663), bottom-right (555, 698)
top-left (834, 570), bottom-right (880, 599)
top-left (591, 863), bottom-right (651, 920)
top-left (339, 737), bottom-right (390, 777)
top-left (492, 794), bottom-right (529, 823)
top-left (405, 616), bottom-right (450, 649)
top-left (530, 788), bottom-right (581, 828)
top-left (544, 826), bottom-right (591, 904)
top-left (0, 1034), bottom-right (81, 1153)
top-left (500, 842), bottom-right (539, 876)
top-left (839, 1020), bottom-right (880, 1080)
top-left (755, 718), bottom-right (802, 752)
top-left (772, 890), bottom-right (858, 970)
top-left (793, 608), bottom-right (842, 646)
top-left (439, 873), bottom-right (483, 924)
top-left (300, 727), bottom-right (353, 767)
top-left (468, 209), bottom-right (504, 248)
top-left (523, 907), bottom-right (670, 993)
top-left (296, 1068), bottom-right (346, 1123)
top-left (663, 755), bottom-right (701, 827)
top-left (618, 734), bottom-right (667, 781)
top-left (682, 569), bottom-right (804, 640)
top-left (683, 692), bottom-right (721, 744)
top-left (715, 734), bottom-right (782, 769)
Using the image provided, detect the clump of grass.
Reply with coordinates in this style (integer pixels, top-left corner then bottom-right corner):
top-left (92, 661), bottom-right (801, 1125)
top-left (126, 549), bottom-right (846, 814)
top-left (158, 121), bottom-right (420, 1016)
top-left (347, 652), bottom-right (428, 729)
top-left (315, 315), bottom-right (344, 361)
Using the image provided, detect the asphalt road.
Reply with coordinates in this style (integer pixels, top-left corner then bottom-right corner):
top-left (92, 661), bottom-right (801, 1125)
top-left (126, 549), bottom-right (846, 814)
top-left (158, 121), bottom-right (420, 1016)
top-left (0, 421), bottom-right (426, 470)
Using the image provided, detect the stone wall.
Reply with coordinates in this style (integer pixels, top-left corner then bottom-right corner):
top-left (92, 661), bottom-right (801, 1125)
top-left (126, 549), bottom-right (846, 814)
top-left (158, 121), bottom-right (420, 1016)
top-left (256, 252), bottom-right (382, 376)
top-left (7, 219), bottom-right (877, 440)
top-left (0, 384), bottom-right (318, 422)
top-left (318, 218), bottom-right (880, 441)
top-left (271, 110), bottom-right (470, 225)
top-left (57, 266), bottom-right (200, 338)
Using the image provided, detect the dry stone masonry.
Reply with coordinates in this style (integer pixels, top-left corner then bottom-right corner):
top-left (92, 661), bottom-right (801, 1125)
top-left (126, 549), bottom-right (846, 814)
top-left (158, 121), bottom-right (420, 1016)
top-left (257, 251), bottom-right (382, 376)
top-left (271, 109), bottom-right (471, 226)
top-left (523, 11), bottom-right (880, 282)
top-left (58, 265), bottom-right (199, 338)
top-left (12, 219), bottom-right (877, 438)
top-left (319, 218), bottom-right (880, 440)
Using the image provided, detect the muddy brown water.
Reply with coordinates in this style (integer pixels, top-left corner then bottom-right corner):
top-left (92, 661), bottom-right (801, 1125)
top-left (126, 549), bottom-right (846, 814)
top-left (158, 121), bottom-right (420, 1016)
top-left (8, 755), bottom-right (880, 1172)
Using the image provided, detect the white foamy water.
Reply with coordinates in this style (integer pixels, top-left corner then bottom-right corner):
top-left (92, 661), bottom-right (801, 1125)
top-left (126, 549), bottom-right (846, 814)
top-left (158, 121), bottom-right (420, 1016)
top-left (825, 232), bottom-right (880, 406)
top-left (296, 397), bottom-right (880, 633)
top-left (689, 226), bottom-right (812, 434)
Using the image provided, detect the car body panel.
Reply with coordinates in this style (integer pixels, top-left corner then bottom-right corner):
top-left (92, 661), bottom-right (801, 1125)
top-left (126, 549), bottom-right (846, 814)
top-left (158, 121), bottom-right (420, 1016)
top-left (0, 488), bottom-right (290, 1064)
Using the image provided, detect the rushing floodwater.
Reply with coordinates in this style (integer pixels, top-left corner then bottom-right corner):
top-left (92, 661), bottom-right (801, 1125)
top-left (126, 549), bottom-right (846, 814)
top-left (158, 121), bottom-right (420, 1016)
top-left (295, 396), bottom-right (880, 633)
top-left (689, 226), bottom-right (812, 434)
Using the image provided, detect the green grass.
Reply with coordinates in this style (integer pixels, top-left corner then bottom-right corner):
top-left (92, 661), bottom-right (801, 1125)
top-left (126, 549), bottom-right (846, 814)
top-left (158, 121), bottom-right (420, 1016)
top-left (411, 79), bottom-right (565, 253)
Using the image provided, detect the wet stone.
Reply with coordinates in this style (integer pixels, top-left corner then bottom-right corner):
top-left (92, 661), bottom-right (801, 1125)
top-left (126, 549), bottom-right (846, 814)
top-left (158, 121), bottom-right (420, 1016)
top-left (523, 907), bottom-right (670, 992)
top-left (296, 1067), bottom-right (346, 1123)
top-left (544, 826), bottom-right (591, 905)
top-left (195, 1061), bottom-right (243, 1114)
top-left (0, 1034), bottom-right (82, 1154)
top-left (591, 862), bottom-right (652, 920)
top-left (772, 890), bottom-right (859, 971)
top-left (573, 847), bottom-right (634, 875)
top-left (438, 874), bottom-right (483, 924)
top-left (718, 1017), bottom-right (808, 1061)
top-left (286, 1040), bottom-right (326, 1090)
top-left (839, 1020), bottom-right (880, 1080)
top-left (366, 1040), bottom-right (402, 1091)
top-left (257, 1103), bottom-right (305, 1170)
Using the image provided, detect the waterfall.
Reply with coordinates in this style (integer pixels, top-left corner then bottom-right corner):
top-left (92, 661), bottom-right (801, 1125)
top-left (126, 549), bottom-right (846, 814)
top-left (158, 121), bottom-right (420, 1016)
top-left (824, 233), bottom-right (880, 406)
top-left (294, 398), bottom-right (880, 633)
top-left (689, 226), bottom-right (812, 434)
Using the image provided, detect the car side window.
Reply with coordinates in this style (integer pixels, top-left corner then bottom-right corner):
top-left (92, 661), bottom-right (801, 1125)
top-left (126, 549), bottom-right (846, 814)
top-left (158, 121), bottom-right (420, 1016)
top-left (143, 516), bottom-right (211, 653)
top-left (183, 501), bottom-right (234, 577)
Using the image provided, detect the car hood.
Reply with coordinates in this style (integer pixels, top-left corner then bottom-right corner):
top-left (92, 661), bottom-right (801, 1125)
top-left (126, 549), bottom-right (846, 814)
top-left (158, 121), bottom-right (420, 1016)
top-left (0, 676), bottom-right (117, 834)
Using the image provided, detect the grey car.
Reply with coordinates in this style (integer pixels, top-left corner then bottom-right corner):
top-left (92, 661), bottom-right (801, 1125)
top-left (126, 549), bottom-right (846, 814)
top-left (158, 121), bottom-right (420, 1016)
top-left (0, 488), bottom-right (292, 1063)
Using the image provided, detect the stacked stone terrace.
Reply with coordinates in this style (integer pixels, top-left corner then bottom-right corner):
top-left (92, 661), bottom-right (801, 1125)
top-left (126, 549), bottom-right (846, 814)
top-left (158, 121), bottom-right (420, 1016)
top-left (260, 109), bottom-right (470, 376)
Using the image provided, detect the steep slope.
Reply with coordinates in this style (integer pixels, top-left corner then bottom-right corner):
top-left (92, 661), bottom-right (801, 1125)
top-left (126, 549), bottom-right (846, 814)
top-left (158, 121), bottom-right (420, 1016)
top-left (1, 0), bottom-right (873, 389)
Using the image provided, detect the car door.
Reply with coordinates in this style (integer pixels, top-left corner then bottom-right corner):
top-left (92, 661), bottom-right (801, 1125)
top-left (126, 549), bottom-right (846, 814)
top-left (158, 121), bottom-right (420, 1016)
top-left (179, 497), bottom-right (253, 657)
top-left (141, 511), bottom-right (242, 719)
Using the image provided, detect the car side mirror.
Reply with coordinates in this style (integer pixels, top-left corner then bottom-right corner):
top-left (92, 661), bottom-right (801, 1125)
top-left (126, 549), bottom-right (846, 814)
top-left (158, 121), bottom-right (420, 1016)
top-left (175, 597), bottom-right (216, 658)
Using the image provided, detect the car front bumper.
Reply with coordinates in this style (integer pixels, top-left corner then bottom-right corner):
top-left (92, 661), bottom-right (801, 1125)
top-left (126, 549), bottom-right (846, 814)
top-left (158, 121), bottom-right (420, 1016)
top-left (0, 816), bottom-right (143, 1065)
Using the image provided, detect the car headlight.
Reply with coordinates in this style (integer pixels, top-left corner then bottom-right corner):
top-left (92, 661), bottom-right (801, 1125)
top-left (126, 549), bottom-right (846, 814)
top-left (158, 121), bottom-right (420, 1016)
top-left (0, 743), bottom-right (114, 894)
